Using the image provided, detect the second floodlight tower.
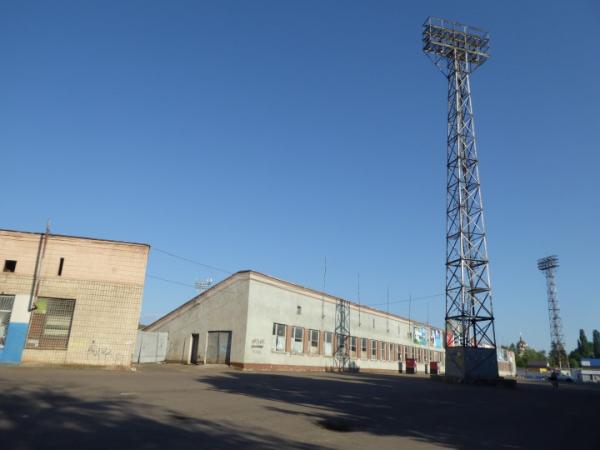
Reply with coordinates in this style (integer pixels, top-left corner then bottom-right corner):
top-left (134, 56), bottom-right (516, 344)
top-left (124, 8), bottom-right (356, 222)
top-left (537, 255), bottom-right (568, 370)
top-left (423, 17), bottom-right (498, 380)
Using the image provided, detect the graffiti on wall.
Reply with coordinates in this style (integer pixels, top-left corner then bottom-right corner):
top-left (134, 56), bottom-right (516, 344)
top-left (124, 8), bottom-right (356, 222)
top-left (87, 340), bottom-right (126, 364)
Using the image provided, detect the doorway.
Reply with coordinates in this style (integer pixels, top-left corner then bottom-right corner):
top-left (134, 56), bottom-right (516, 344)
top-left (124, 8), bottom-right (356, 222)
top-left (206, 331), bottom-right (231, 364)
top-left (190, 333), bottom-right (199, 364)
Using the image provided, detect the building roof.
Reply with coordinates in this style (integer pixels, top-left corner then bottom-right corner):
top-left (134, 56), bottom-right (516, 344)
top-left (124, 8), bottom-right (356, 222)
top-left (581, 358), bottom-right (600, 368)
top-left (0, 228), bottom-right (150, 248)
top-left (146, 269), bottom-right (442, 331)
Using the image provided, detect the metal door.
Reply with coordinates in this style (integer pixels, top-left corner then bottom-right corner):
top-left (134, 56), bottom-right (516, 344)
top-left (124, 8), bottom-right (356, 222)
top-left (217, 331), bottom-right (231, 364)
top-left (206, 331), bottom-right (231, 364)
top-left (206, 331), bottom-right (219, 364)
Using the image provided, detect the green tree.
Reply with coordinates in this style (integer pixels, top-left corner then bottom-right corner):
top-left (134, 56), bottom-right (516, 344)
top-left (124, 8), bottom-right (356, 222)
top-left (515, 347), bottom-right (547, 368)
top-left (568, 349), bottom-right (581, 368)
top-left (577, 329), bottom-right (594, 357)
top-left (593, 329), bottom-right (600, 358)
top-left (549, 342), bottom-right (568, 368)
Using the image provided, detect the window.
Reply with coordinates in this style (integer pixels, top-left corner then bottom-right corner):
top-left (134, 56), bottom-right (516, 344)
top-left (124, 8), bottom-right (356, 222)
top-left (371, 340), bottom-right (377, 360)
top-left (350, 336), bottom-right (357, 357)
top-left (272, 323), bottom-right (286, 352)
top-left (58, 258), bottom-right (65, 276)
top-left (26, 297), bottom-right (75, 350)
top-left (372, 318), bottom-right (375, 328)
top-left (309, 329), bottom-right (319, 354)
top-left (324, 332), bottom-right (333, 356)
top-left (0, 295), bottom-right (15, 348)
top-left (291, 326), bottom-right (303, 353)
top-left (296, 305), bottom-right (302, 315)
top-left (380, 341), bottom-right (385, 360)
top-left (398, 345), bottom-right (403, 361)
top-left (3, 260), bottom-right (16, 273)
top-left (336, 334), bottom-right (346, 354)
top-left (361, 338), bottom-right (368, 358)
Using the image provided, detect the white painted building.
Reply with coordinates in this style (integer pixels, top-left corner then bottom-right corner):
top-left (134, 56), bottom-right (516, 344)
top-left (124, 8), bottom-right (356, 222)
top-left (146, 271), bottom-right (445, 373)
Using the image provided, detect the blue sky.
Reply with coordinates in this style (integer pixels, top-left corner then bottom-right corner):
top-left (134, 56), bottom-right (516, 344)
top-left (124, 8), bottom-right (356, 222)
top-left (1, 1), bottom-right (598, 352)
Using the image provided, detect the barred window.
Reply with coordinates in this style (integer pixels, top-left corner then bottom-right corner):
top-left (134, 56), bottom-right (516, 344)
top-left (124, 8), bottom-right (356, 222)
top-left (26, 298), bottom-right (75, 350)
top-left (0, 295), bottom-right (15, 348)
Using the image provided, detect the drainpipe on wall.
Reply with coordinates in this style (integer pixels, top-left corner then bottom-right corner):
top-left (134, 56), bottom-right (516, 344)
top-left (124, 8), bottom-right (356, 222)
top-left (28, 221), bottom-right (50, 311)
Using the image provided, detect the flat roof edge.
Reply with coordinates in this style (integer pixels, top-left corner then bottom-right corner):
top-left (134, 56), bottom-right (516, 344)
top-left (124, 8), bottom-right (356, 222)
top-left (0, 228), bottom-right (150, 248)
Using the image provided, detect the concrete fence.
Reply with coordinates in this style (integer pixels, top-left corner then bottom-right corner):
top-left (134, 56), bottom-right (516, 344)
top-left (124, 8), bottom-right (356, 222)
top-left (132, 331), bottom-right (168, 364)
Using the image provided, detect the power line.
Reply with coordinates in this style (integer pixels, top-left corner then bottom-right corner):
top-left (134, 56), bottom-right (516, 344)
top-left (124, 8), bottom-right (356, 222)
top-left (366, 292), bottom-right (443, 308)
top-left (152, 247), bottom-right (232, 274)
top-left (147, 274), bottom-right (196, 289)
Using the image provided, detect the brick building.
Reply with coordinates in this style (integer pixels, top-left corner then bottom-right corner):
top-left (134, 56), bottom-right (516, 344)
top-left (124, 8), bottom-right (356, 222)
top-left (0, 229), bottom-right (149, 366)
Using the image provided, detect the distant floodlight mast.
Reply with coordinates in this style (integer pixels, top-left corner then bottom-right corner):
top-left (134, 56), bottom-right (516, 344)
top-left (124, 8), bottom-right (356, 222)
top-left (423, 17), bottom-right (498, 381)
top-left (537, 255), bottom-right (568, 370)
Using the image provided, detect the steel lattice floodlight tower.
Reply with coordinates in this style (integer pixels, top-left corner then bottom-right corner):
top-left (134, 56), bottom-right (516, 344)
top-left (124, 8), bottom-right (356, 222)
top-left (334, 298), bottom-right (351, 370)
top-left (423, 17), bottom-right (499, 380)
top-left (537, 255), bottom-right (568, 370)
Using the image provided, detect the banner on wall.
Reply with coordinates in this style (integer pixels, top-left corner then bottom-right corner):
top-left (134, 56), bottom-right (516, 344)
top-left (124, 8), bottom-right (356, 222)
top-left (430, 329), bottom-right (443, 349)
top-left (413, 326), bottom-right (428, 346)
top-left (446, 331), bottom-right (455, 347)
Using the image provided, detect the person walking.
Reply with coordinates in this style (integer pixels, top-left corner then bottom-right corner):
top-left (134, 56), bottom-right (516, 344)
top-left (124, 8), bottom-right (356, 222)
top-left (549, 370), bottom-right (559, 389)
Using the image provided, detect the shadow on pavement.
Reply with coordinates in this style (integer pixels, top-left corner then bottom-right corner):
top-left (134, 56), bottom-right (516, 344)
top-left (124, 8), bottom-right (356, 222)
top-left (200, 371), bottom-right (599, 450)
top-left (0, 387), bottom-right (331, 450)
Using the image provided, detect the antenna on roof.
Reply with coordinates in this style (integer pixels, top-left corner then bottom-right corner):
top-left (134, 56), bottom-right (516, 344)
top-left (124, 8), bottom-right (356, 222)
top-left (357, 272), bottom-right (361, 327)
top-left (408, 294), bottom-right (412, 339)
top-left (386, 286), bottom-right (390, 333)
top-left (321, 256), bottom-right (326, 319)
top-left (195, 277), bottom-right (213, 293)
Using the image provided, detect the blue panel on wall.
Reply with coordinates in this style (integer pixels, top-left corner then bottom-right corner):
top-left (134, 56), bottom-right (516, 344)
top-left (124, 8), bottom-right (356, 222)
top-left (0, 322), bottom-right (28, 364)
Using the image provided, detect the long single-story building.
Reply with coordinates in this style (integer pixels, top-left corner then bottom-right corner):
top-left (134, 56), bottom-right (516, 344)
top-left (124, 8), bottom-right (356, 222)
top-left (145, 270), bottom-right (446, 373)
top-left (0, 229), bottom-right (149, 366)
top-left (575, 358), bottom-right (600, 383)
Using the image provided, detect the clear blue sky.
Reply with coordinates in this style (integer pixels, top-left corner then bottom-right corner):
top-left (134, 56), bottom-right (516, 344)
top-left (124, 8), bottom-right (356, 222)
top-left (1, 1), bottom-right (598, 352)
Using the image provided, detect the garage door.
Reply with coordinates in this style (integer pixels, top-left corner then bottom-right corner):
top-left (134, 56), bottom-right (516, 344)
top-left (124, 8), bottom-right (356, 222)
top-left (206, 331), bottom-right (231, 364)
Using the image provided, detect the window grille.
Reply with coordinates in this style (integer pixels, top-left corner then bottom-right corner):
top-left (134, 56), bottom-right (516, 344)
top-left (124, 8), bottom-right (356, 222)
top-left (0, 295), bottom-right (15, 348)
top-left (26, 297), bottom-right (75, 350)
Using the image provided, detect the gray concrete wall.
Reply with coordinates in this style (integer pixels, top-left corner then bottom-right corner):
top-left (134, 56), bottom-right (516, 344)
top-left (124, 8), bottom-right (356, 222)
top-left (244, 273), bottom-right (445, 372)
top-left (146, 274), bottom-right (250, 365)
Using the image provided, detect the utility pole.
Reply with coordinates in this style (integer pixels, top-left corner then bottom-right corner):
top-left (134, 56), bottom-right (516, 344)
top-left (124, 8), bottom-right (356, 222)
top-left (423, 17), bottom-right (499, 381)
top-left (537, 255), bottom-right (569, 370)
